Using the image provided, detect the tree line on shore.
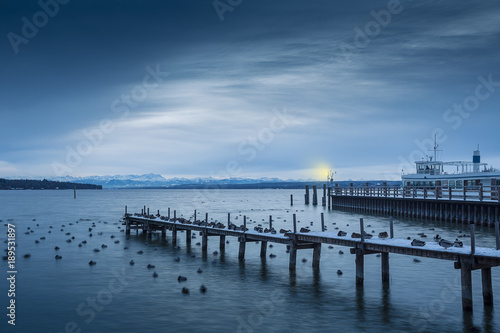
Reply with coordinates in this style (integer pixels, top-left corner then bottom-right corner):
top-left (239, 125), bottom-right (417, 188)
top-left (0, 178), bottom-right (102, 190)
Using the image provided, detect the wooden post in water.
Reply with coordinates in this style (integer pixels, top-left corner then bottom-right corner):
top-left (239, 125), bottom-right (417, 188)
top-left (381, 252), bottom-right (390, 284)
top-left (289, 240), bottom-right (297, 271)
top-left (322, 184), bottom-right (326, 206)
top-left (482, 267), bottom-right (493, 307)
top-left (269, 215), bottom-right (272, 230)
top-left (289, 214), bottom-right (298, 271)
top-left (321, 213), bottom-right (325, 231)
top-left (172, 222), bottom-right (177, 246)
top-left (161, 226), bottom-right (166, 238)
top-left (390, 216), bottom-right (394, 239)
top-left (202, 213), bottom-right (208, 252)
top-left (290, 194), bottom-right (293, 206)
top-left (125, 206), bottom-right (130, 235)
top-left (461, 261), bottom-right (473, 312)
top-left (356, 218), bottom-right (365, 286)
top-left (220, 235), bottom-right (226, 252)
top-left (238, 216), bottom-right (247, 261)
top-left (312, 186), bottom-right (318, 205)
top-left (74, 185), bottom-right (76, 199)
top-left (260, 241), bottom-right (268, 258)
top-left (470, 224), bottom-right (475, 255)
top-left (305, 185), bottom-right (310, 204)
top-left (312, 243), bottom-right (321, 270)
top-left (173, 210), bottom-right (176, 220)
top-left (168, 207), bottom-right (170, 220)
top-left (186, 230), bottom-right (191, 245)
top-left (360, 218), bottom-right (365, 243)
top-left (194, 210), bottom-right (197, 222)
top-left (328, 187), bottom-right (331, 210)
top-left (495, 222), bottom-right (500, 250)
top-left (355, 250), bottom-right (364, 287)
top-left (227, 212), bottom-right (230, 227)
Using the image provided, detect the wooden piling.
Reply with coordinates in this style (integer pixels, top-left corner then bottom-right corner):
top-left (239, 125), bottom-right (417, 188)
top-left (390, 217), bottom-right (394, 239)
top-left (289, 241), bottom-right (297, 271)
top-left (269, 215), bottom-right (272, 230)
top-left (161, 226), bottom-right (166, 238)
top-left (495, 222), bottom-right (500, 250)
top-left (238, 239), bottom-right (246, 261)
top-left (322, 184), bottom-right (326, 206)
top-left (461, 263), bottom-right (473, 311)
top-left (172, 225), bottom-right (177, 246)
top-left (312, 243), bottom-right (321, 269)
top-left (293, 214), bottom-right (297, 234)
top-left (321, 213), bottom-right (325, 231)
top-left (173, 210), bottom-right (176, 220)
top-left (470, 224), bottom-right (475, 255)
top-left (260, 241), bottom-right (268, 258)
top-left (313, 186), bottom-right (318, 205)
top-left (482, 267), bottom-right (493, 307)
top-left (360, 218), bottom-right (365, 243)
top-left (202, 228), bottom-right (208, 253)
top-left (328, 186), bottom-right (331, 210)
top-left (168, 207), bottom-right (170, 220)
top-left (74, 185), bottom-right (76, 199)
top-left (220, 235), bottom-right (226, 252)
top-left (290, 194), bottom-right (293, 206)
top-left (186, 230), bottom-right (191, 245)
top-left (381, 252), bottom-right (390, 284)
top-left (355, 250), bottom-right (364, 286)
top-left (305, 185), bottom-right (310, 204)
top-left (194, 210), bottom-right (197, 222)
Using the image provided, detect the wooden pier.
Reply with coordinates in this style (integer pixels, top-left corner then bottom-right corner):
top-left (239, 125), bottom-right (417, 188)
top-left (123, 206), bottom-right (500, 312)
top-left (327, 184), bottom-right (500, 226)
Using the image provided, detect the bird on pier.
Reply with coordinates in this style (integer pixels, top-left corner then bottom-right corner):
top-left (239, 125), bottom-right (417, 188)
top-left (438, 239), bottom-right (454, 248)
top-left (433, 234), bottom-right (441, 241)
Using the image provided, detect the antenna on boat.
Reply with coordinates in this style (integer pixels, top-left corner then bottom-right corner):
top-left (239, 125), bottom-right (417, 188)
top-left (427, 134), bottom-right (442, 161)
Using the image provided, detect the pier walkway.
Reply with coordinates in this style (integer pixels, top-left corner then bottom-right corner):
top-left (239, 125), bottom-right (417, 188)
top-left (124, 206), bottom-right (500, 312)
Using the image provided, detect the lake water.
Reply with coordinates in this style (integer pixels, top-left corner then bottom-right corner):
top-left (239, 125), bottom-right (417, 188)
top-left (1, 189), bottom-right (499, 333)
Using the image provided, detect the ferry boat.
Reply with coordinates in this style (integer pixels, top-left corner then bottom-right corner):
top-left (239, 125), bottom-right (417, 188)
top-left (402, 143), bottom-right (500, 189)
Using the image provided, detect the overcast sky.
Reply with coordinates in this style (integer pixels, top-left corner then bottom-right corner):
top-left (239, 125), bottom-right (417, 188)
top-left (1, 0), bottom-right (499, 181)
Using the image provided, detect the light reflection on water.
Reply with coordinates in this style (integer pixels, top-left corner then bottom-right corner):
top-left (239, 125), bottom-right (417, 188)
top-left (0, 189), bottom-right (498, 333)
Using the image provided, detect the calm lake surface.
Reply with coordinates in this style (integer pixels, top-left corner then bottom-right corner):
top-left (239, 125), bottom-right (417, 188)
top-left (1, 189), bottom-right (499, 333)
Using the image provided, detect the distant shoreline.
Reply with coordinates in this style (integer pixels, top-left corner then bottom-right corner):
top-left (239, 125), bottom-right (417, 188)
top-left (0, 179), bottom-right (102, 190)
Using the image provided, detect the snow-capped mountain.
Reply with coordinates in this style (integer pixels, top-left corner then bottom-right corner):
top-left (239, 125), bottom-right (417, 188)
top-left (48, 174), bottom-right (314, 188)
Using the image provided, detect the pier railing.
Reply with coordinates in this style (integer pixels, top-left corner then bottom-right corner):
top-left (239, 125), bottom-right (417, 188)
top-left (332, 185), bottom-right (500, 202)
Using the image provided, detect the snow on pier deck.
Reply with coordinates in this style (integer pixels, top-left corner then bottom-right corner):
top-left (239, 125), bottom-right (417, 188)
top-left (124, 207), bottom-right (500, 312)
